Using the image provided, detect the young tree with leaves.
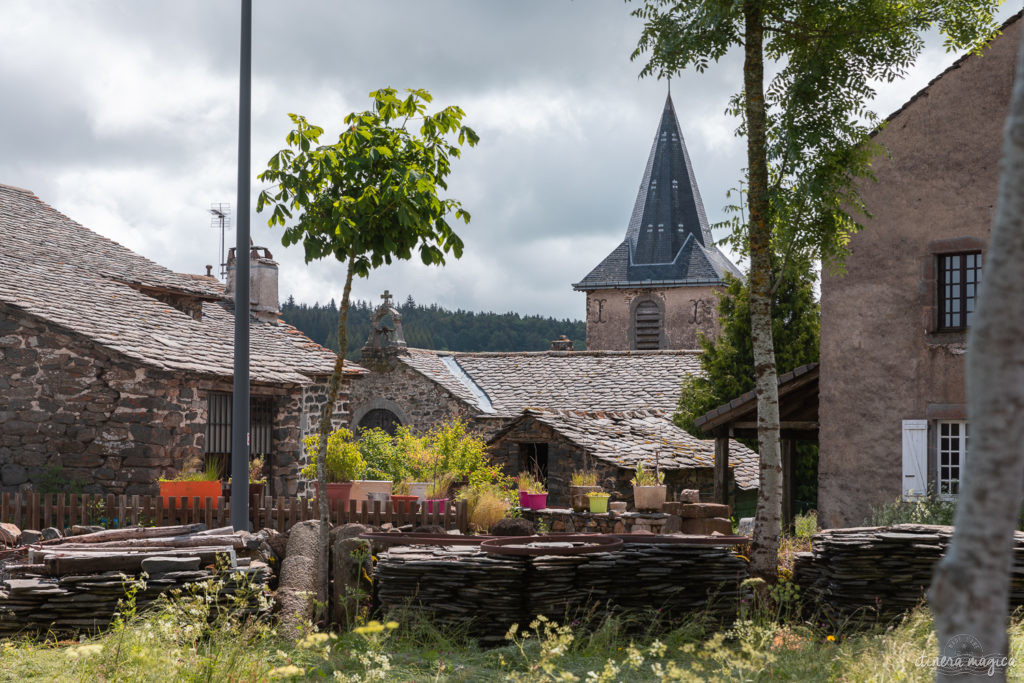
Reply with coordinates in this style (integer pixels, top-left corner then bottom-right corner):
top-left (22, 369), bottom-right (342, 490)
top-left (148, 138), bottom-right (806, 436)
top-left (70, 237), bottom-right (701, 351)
top-left (630, 0), bottom-right (999, 578)
top-left (257, 88), bottom-right (478, 614)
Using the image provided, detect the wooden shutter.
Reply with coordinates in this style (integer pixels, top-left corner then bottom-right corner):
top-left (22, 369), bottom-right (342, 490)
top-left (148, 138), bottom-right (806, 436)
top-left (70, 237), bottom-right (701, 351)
top-left (901, 419), bottom-right (928, 501)
top-left (634, 300), bottom-right (662, 350)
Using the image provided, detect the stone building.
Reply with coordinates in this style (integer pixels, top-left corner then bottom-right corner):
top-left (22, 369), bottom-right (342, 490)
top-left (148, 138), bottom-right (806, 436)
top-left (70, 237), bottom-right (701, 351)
top-left (0, 184), bottom-right (364, 497)
top-left (817, 13), bottom-right (1022, 528)
top-left (487, 408), bottom-right (758, 511)
top-left (573, 94), bottom-right (742, 351)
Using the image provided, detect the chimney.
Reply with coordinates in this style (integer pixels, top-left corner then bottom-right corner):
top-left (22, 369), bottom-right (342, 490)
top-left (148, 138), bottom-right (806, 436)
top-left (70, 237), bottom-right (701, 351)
top-left (550, 335), bottom-right (574, 352)
top-left (226, 245), bottom-right (280, 322)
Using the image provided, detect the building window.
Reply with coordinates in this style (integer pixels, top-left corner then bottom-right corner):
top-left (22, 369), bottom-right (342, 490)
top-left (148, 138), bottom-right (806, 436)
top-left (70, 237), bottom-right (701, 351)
top-left (937, 420), bottom-right (967, 498)
top-left (938, 252), bottom-right (982, 330)
top-left (633, 300), bottom-right (662, 349)
top-left (205, 392), bottom-right (274, 476)
top-left (357, 408), bottom-right (401, 436)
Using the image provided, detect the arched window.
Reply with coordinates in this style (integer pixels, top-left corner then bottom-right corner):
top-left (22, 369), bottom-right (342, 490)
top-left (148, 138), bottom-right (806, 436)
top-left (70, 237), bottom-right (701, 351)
top-left (633, 299), bottom-right (663, 349)
top-left (357, 408), bottom-right (402, 436)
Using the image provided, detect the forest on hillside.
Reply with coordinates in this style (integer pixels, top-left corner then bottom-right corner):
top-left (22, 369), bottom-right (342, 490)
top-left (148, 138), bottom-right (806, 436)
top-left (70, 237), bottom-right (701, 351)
top-left (280, 295), bottom-right (586, 359)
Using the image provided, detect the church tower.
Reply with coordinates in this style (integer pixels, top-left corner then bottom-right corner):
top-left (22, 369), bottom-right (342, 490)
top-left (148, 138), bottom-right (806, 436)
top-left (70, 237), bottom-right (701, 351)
top-left (573, 94), bottom-right (741, 350)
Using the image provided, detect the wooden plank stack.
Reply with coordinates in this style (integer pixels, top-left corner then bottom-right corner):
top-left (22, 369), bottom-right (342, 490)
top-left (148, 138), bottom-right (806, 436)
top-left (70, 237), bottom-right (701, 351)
top-left (0, 523), bottom-right (272, 635)
top-left (793, 524), bottom-right (1024, 623)
top-left (375, 541), bottom-right (749, 643)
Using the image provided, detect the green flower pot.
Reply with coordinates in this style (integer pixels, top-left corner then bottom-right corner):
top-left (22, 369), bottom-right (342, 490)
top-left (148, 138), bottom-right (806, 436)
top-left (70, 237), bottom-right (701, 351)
top-left (588, 495), bottom-right (610, 513)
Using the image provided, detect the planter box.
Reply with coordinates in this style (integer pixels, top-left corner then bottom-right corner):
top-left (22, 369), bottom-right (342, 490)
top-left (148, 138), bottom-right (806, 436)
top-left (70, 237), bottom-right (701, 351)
top-left (313, 481), bottom-right (354, 510)
top-left (349, 480), bottom-right (393, 503)
top-left (518, 490), bottom-right (530, 509)
top-left (570, 486), bottom-right (603, 512)
top-left (633, 485), bottom-right (667, 512)
top-left (425, 498), bottom-right (448, 514)
top-left (160, 480), bottom-right (221, 509)
top-left (391, 494), bottom-right (419, 512)
top-left (525, 492), bottom-right (548, 511)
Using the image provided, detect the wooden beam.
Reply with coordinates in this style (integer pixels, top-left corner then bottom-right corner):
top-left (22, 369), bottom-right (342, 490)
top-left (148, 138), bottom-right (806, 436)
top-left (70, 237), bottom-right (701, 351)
top-left (782, 439), bottom-right (794, 533)
top-left (732, 420), bottom-right (819, 432)
top-left (714, 437), bottom-right (729, 505)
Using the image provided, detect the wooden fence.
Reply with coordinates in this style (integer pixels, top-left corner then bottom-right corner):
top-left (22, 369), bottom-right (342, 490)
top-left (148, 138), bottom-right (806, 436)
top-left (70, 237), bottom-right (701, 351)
top-left (0, 492), bottom-right (468, 534)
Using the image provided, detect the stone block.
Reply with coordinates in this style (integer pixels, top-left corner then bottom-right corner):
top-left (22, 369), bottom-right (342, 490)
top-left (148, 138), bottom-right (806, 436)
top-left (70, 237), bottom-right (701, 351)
top-left (677, 503), bottom-right (730, 519)
top-left (678, 517), bottom-right (733, 535)
top-left (40, 527), bottom-right (62, 541)
top-left (0, 522), bottom-right (21, 546)
top-left (678, 489), bottom-right (700, 503)
top-left (141, 556), bottom-right (202, 573)
top-left (20, 529), bottom-right (42, 544)
top-left (1, 463), bottom-right (27, 486)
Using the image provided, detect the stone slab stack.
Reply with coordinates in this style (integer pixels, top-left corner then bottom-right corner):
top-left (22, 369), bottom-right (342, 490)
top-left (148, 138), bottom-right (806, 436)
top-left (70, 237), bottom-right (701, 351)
top-left (375, 541), bottom-right (749, 643)
top-left (793, 524), bottom-right (1024, 623)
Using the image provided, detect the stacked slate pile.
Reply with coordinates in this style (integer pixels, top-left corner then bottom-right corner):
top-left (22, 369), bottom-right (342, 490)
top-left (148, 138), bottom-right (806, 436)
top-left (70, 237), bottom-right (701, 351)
top-left (0, 523), bottom-right (273, 635)
top-left (793, 524), bottom-right (1024, 623)
top-left (375, 540), bottom-right (748, 643)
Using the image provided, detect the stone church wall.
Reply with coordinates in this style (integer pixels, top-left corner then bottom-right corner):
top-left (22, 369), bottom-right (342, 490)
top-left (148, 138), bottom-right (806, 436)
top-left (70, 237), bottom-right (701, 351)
top-left (584, 285), bottom-right (722, 350)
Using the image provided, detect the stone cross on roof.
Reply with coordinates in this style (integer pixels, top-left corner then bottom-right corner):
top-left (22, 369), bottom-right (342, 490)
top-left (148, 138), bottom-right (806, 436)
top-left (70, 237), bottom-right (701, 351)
top-left (381, 290), bottom-right (393, 305)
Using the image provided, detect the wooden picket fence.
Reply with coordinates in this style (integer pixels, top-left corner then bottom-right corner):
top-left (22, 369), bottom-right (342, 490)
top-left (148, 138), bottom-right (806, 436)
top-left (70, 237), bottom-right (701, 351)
top-left (0, 492), bottom-right (468, 534)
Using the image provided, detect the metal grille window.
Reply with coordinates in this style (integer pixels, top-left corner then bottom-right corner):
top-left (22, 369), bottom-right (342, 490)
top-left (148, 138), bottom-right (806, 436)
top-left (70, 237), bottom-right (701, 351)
top-left (937, 420), bottom-right (967, 498)
top-left (205, 392), bottom-right (274, 458)
top-left (938, 252), bottom-right (982, 330)
top-left (633, 300), bottom-right (662, 350)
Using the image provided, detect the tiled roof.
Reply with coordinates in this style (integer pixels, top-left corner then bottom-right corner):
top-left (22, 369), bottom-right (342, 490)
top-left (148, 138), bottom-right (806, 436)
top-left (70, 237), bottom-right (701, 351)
top-left (397, 348), bottom-right (702, 417)
top-left (573, 95), bottom-right (741, 291)
top-left (497, 408), bottom-right (759, 491)
top-left (0, 184), bottom-right (363, 384)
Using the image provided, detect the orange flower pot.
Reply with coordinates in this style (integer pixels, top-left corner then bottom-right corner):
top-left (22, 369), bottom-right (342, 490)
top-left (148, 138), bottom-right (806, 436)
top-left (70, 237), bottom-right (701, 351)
top-left (159, 480), bottom-right (221, 509)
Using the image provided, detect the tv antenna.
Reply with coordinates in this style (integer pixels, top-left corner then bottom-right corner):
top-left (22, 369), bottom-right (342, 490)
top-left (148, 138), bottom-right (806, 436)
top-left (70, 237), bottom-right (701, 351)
top-left (210, 203), bottom-right (231, 280)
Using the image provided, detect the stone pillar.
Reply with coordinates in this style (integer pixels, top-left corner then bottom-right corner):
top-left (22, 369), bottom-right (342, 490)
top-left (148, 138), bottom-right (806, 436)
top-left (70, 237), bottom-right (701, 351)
top-left (714, 435), bottom-right (729, 505)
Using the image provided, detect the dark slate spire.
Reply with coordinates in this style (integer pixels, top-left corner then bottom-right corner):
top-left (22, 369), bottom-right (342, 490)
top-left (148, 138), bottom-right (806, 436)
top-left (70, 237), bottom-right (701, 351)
top-left (626, 93), bottom-right (713, 262)
top-left (573, 94), bottom-right (741, 291)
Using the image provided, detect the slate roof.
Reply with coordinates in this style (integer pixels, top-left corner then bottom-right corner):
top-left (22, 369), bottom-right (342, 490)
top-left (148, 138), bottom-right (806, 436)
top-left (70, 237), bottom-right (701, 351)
top-left (398, 348), bottom-right (702, 417)
top-left (0, 184), bottom-right (363, 385)
top-left (493, 408), bottom-right (759, 491)
top-left (574, 94), bottom-right (742, 290)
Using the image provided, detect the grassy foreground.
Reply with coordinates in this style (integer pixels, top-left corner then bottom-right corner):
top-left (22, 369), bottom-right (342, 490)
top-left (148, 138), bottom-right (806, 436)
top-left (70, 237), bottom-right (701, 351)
top-left (2, 577), bottom-right (1023, 683)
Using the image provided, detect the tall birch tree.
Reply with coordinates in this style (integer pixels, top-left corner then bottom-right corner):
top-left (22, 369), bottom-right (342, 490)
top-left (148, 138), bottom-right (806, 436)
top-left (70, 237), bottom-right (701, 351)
top-left (930, 34), bottom-right (1024, 682)
top-left (630, 0), bottom-right (999, 578)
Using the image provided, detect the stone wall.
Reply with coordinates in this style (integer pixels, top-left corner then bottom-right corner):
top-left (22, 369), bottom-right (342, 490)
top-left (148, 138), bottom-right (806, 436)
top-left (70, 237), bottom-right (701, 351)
top-left (817, 19), bottom-right (1021, 528)
top-left (0, 305), bottom-right (344, 497)
top-left (347, 352), bottom-right (478, 436)
top-left (584, 285), bottom-right (722, 351)
top-left (488, 418), bottom-right (719, 507)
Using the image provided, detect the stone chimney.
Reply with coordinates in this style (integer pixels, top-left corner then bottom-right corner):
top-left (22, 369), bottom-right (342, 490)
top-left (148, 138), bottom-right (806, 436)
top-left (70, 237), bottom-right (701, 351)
top-left (550, 335), bottom-right (574, 352)
top-left (226, 245), bottom-right (280, 322)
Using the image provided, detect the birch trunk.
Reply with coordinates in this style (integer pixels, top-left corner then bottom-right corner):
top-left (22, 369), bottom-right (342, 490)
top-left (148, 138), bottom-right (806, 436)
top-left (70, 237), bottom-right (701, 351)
top-left (313, 253), bottom-right (357, 620)
top-left (930, 37), bottom-right (1024, 682)
top-left (743, 0), bottom-right (783, 581)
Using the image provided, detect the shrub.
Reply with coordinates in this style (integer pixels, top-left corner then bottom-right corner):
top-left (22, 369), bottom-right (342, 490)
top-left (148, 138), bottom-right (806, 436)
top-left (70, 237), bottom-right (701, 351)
top-left (868, 493), bottom-right (956, 527)
top-left (630, 462), bottom-right (664, 487)
top-left (301, 428), bottom-right (365, 483)
top-left (458, 484), bottom-right (509, 532)
top-left (570, 470), bottom-right (598, 487)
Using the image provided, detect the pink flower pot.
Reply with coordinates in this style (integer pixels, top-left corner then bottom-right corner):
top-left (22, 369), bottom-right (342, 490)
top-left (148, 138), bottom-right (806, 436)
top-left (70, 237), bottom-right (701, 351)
top-left (526, 493), bottom-right (548, 510)
top-left (518, 490), bottom-right (530, 509)
top-left (425, 498), bottom-right (448, 514)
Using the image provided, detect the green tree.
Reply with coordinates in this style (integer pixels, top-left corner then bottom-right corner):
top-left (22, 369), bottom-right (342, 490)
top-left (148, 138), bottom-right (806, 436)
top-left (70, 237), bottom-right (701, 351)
top-left (257, 87), bottom-right (478, 612)
top-left (631, 0), bottom-right (999, 578)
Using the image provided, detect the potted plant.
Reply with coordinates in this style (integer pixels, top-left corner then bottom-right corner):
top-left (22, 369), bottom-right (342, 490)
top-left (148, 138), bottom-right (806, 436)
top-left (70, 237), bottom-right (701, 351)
top-left (516, 471), bottom-right (540, 510)
top-left (425, 472), bottom-right (455, 514)
top-left (569, 469), bottom-right (602, 512)
top-left (526, 486), bottom-right (549, 511)
top-left (587, 491), bottom-right (611, 514)
top-left (159, 457), bottom-right (222, 509)
top-left (390, 479), bottom-right (420, 511)
top-left (301, 428), bottom-right (365, 510)
top-left (249, 454), bottom-right (267, 501)
top-left (631, 461), bottom-right (667, 511)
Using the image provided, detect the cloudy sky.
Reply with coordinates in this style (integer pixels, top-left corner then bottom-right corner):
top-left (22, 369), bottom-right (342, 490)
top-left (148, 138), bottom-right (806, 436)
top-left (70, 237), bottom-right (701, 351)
top-left (1, 2), bottom-right (1016, 320)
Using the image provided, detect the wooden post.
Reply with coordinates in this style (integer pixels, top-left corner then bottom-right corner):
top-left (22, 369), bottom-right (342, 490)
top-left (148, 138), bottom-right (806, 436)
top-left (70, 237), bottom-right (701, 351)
top-left (782, 438), bottom-right (794, 534)
top-left (714, 435), bottom-right (730, 505)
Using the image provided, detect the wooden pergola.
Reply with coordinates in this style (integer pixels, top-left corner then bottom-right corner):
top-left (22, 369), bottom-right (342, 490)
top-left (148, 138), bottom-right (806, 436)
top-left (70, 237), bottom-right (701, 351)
top-left (694, 363), bottom-right (819, 527)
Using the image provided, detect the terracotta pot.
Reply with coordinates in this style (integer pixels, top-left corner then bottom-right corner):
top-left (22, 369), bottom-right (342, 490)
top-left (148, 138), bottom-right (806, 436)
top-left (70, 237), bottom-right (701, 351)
top-left (518, 490), bottom-right (531, 509)
top-left (570, 486), bottom-right (603, 512)
top-left (313, 481), bottom-right (354, 511)
top-left (588, 495), bottom-right (610, 514)
top-left (526, 493), bottom-right (548, 511)
top-left (391, 494), bottom-right (419, 512)
top-left (633, 485), bottom-right (667, 512)
top-left (160, 480), bottom-right (221, 509)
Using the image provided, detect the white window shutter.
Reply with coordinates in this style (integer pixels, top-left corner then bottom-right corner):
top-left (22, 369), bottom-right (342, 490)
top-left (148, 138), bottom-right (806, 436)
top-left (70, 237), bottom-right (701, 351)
top-left (902, 419), bottom-right (928, 501)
